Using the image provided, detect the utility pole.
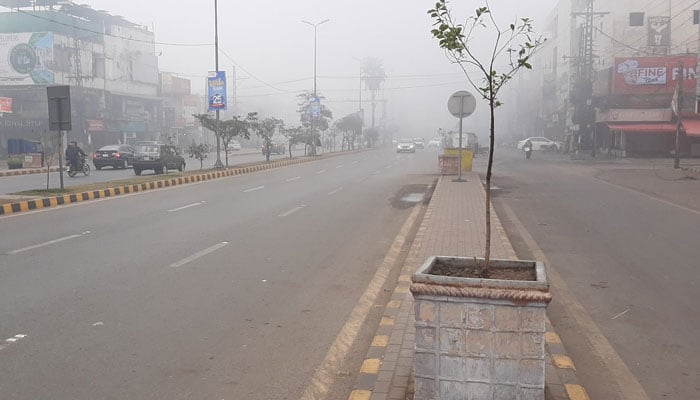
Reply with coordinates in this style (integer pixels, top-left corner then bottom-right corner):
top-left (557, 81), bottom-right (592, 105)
top-left (213, 0), bottom-right (223, 168)
top-left (571, 0), bottom-right (608, 158)
top-left (674, 61), bottom-right (683, 169)
top-left (301, 19), bottom-right (329, 156)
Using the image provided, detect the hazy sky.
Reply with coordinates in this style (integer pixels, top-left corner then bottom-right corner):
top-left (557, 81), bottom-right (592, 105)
top-left (9, 0), bottom-right (559, 138)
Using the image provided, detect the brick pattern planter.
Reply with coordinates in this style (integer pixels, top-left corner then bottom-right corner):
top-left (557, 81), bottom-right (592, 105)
top-left (411, 256), bottom-right (551, 400)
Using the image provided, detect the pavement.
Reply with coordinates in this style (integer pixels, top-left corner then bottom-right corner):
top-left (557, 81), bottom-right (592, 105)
top-left (347, 172), bottom-right (589, 400)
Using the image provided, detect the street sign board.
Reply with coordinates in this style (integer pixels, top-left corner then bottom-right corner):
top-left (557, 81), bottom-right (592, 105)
top-left (310, 97), bottom-right (321, 120)
top-left (207, 70), bottom-right (227, 111)
top-left (447, 90), bottom-right (476, 118)
top-left (47, 85), bottom-right (71, 131)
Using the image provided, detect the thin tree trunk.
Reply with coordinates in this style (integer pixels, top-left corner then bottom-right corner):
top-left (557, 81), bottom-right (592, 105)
top-left (485, 92), bottom-right (495, 267)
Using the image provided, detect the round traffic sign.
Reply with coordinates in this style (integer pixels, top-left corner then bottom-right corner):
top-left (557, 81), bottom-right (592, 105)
top-left (447, 90), bottom-right (476, 118)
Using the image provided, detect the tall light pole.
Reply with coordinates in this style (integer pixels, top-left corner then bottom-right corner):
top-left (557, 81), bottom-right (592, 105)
top-left (302, 19), bottom-right (329, 155)
top-left (213, 0), bottom-right (223, 168)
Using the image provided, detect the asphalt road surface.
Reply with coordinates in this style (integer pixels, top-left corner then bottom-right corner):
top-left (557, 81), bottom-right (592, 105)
top-left (490, 149), bottom-right (700, 400)
top-left (0, 148), bottom-right (306, 195)
top-left (0, 147), bottom-right (438, 400)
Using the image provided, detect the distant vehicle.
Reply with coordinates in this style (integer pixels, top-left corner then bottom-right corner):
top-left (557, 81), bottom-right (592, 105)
top-left (261, 142), bottom-right (286, 155)
top-left (396, 138), bottom-right (416, 153)
top-left (428, 137), bottom-right (442, 148)
top-left (413, 138), bottom-right (425, 149)
top-left (227, 140), bottom-right (242, 152)
top-left (517, 137), bottom-right (559, 151)
top-left (132, 144), bottom-right (185, 175)
top-left (92, 145), bottom-right (135, 170)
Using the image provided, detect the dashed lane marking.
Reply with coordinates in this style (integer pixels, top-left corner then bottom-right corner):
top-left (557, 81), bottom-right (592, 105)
top-left (316, 169), bottom-right (326, 174)
top-left (167, 201), bottom-right (205, 212)
top-left (169, 242), bottom-right (229, 268)
top-left (279, 205), bottom-right (306, 217)
top-left (286, 176), bottom-right (301, 182)
top-left (336, 164), bottom-right (345, 169)
top-left (243, 185), bottom-right (265, 193)
top-left (6, 231), bottom-right (91, 255)
top-left (328, 187), bottom-right (343, 196)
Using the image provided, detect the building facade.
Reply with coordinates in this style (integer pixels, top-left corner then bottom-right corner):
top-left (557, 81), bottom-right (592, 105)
top-left (0, 0), bottom-right (160, 155)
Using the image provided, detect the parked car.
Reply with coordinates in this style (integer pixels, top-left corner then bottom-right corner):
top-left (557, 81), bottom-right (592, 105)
top-left (92, 145), bottom-right (135, 170)
top-left (227, 140), bottom-right (242, 152)
top-left (396, 138), bottom-right (416, 153)
top-left (413, 138), bottom-right (425, 149)
top-left (132, 144), bottom-right (185, 175)
top-left (517, 137), bottom-right (560, 151)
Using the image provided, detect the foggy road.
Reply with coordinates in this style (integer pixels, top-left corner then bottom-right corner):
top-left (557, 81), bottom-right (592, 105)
top-left (491, 149), bottom-right (700, 400)
top-left (0, 147), bottom-right (437, 400)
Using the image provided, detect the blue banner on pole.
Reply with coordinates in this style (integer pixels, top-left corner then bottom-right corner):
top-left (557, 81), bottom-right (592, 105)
top-left (207, 71), bottom-right (227, 111)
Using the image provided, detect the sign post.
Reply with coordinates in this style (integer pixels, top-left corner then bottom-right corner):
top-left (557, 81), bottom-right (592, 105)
top-left (47, 85), bottom-right (71, 189)
top-left (447, 90), bottom-right (476, 182)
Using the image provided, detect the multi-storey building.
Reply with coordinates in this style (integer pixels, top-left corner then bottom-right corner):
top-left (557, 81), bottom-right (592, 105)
top-left (522, 0), bottom-right (700, 156)
top-left (0, 0), bottom-right (160, 154)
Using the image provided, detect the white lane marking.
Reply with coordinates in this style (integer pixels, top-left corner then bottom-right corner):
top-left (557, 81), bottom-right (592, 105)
top-left (316, 169), bottom-right (326, 174)
top-left (169, 242), bottom-right (229, 268)
top-left (243, 185), bottom-right (265, 193)
top-left (286, 176), bottom-right (301, 182)
top-left (5, 338), bottom-right (17, 343)
top-left (372, 170), bottom-right (381, 175)
top-left (167, 201), bottom-right (204, 212)
top-left (328, 187), bottom-right (344, 196)
top-left (14, 334), bottom-right (26, 339)
top-left (351, 161), bottom-right (359, 165)
top-left (279, 205), bottom-right (306, 217)
top-left (7, 231), bottom-right (90, 255)
top-left (335, 164), bottom-right (345, 169)
top-left (385, 164), bottom-right (392, 169)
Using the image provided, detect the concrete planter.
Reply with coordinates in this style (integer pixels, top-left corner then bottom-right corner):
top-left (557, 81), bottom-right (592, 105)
top-left (410, 256), bottom-right (551, 400)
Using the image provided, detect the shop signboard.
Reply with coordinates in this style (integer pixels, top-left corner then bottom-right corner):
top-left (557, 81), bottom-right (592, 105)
top-left (614, 56), bottom-right (696, 95)
top-left (0, 32), bottom-right (54, 85)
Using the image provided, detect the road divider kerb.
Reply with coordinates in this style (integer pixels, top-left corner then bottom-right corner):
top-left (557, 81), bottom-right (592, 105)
top-left (0, 166), bottom-right (66, 178)
top-left (0, 157), bottom-right (312, 217)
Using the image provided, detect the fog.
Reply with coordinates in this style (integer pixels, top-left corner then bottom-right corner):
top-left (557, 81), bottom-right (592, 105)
top-left (27, 0), bottom-right (558, 140)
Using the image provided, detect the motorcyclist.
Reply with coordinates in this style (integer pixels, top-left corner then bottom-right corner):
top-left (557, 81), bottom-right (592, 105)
top-left (523, 139), bottom-right (533, 159)
top-left (65, 141), bottom-right (86, 171)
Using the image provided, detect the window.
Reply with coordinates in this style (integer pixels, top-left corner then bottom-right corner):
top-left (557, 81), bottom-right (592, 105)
top-left (694, 10), bottom-right (699, 25)
top-left (630, 12), bottom-right (644, 26)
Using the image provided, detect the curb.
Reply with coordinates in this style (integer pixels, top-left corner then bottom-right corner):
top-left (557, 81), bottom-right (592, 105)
top-left (0, 157), bottom-right (312, 217)
top-left (681, 166), bottom-right (700, 175)
top-left (0, 166), bottom-right (66, 177)
top-left (544, 319), bottom-right (590, 400)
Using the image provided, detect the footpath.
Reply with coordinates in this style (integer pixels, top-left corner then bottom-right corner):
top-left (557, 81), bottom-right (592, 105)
top-left (348, 172), bottom-right (588, 400)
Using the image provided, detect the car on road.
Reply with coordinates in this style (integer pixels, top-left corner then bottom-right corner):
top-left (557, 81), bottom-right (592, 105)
top-left (428, 137), bottom-right (442, 148)
top-left (132, 143), bottom-right (186, 175)
top-left (517, 137), bottom-right (560, 151)
top-left (92, 145), bottom-right (135, 170)
top-left (396, 138), bottom-right (416, 153)
top-left (227, 140), bottom-right (242, 152)
top-left (413, 138), bottom-right (425, 149)
top-left (262, 142), bottom-right (286, 156)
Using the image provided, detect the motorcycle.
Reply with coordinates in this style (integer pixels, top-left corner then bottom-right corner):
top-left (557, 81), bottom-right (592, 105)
top-left (67, 154), bottom-right (91, 177)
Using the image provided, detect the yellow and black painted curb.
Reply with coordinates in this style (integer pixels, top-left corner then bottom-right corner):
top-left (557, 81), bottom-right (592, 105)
top-left (0, 166), bottom-right (66, 177)
top-left (544, 319), bottom-right (591, 400)
top-left (0, 158), bottom-right (310, 217)
top-left (681, 165), bottom-right (700, 175)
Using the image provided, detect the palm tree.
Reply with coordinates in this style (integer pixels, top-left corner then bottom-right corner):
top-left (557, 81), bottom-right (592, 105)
top-left (361, 57), bottom-right (386, 130)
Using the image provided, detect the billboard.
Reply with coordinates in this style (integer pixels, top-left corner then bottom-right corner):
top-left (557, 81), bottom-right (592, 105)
top-left (614, 56), bottom-right (696, 95)
top-left (0, 32), bottom-right (54, 85)
top-left (0, 97), bottom-right (12, 113)
top-left (207, 71), bottom-right (227, 111)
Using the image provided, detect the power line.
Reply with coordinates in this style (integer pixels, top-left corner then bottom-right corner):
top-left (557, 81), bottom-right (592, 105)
top-left (14, 9), bottom-right (212, 47)
top-left (218, 48), bottom-right (293, 93)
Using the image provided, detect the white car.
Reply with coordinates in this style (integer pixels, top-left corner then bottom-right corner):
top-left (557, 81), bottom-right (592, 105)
top-left (428, 138), bottom-right (442, 148)
top-left (227, 140), bottom-right (242, 152)
top-left (517, 137), bottom-right (559, 151)
top-left (396, 138), bottom-right (416, 153)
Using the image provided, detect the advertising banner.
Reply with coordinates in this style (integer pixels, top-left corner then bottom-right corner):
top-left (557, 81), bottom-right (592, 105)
top-left (613, 56), bottom-right (696, 95)
top-left (207, 71), bottom-right (227, 111)
top-left (0, 32), bottom-right (54, 85)
top-left (0, 97), bottom-right (13, 113)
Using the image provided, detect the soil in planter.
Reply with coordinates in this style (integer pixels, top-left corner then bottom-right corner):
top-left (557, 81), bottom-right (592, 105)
top-left (430, 258), bottom-right (536, 281)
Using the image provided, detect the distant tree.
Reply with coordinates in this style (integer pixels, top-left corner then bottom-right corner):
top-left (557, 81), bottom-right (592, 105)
top-left (193, 113), bottom-right (221, 165)
top-left (336, 113), bottom-right (363, 150)
top-left (428, 0), bottom-right (544, 267)
top-left (362, 57), bottom-right (387, 130)
top-left (187, 141), bottom-right (209, 169)
top-left (250, 113), bottom-right (284, 162)
top-left (363, 127), bottom-right (380, 148)
top-left (220, 116), bottom-right (252, 167)
top-left (281, 126), bottom-right (303, 158)
top-left (297, 91), bottom-right (333, 155)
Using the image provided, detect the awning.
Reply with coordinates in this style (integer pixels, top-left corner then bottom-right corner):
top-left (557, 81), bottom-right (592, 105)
top-left (681, 119), bottom-right (700, 137)
top-left (606, 122), bottom-right (677, 134)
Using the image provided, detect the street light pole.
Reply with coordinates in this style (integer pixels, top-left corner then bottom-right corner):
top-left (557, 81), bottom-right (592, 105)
top-left (213, 0), bottom-right (224, 168)
top-left (302, 19), bottom-right (329, 156)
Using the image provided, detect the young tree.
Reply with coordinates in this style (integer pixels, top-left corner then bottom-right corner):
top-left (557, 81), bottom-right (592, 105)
top-left (281, 126), bottom-right (303, 158)
top-left (40, 131), bottom-right (60, 189)
top-left (252, 114), bottom-right (283, 162)
top-left (193, 113), bottom-right (218, 162)
top-left (220, 116), bottom-right (252, 167)
top-left (187, 141), bottom-right (209, 169)
top-left (297, 91), bottom-right (333, 155)
top-left (428, 0), bottom-right (544, 268)
top-left (335, 113), bottom-right (362, 150)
